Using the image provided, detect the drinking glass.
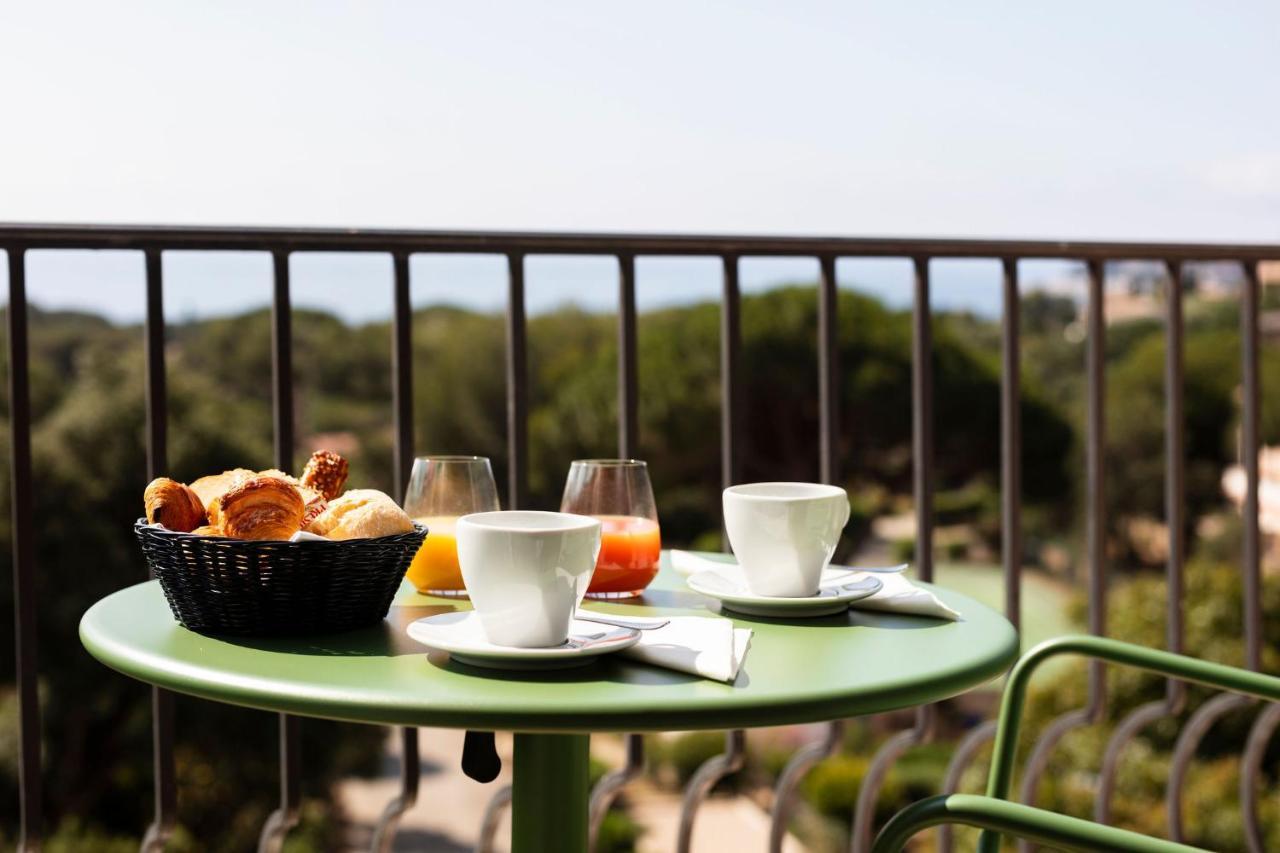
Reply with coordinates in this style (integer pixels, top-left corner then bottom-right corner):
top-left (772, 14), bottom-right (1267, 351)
top-left (560, 459), bottom-right (661, 599)
top-left (403, 455), bottom-right (500, 597)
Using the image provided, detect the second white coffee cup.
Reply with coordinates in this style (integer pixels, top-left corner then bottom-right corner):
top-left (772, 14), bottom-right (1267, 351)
top-left (723, 482), bottom-right (851, 597)
top-left (456, 510), bottom-right (602, 647)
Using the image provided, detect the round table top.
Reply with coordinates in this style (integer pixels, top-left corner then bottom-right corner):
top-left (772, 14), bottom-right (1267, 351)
top-left (80, 552), bottom-right (1018, 733)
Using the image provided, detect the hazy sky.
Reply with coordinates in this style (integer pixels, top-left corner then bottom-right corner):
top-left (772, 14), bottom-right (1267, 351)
top-left (2, 2), bottom-right (1277, 321)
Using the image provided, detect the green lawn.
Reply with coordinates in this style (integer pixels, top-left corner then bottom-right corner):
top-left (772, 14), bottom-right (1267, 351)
top-left (932, 562), bottom-right (1080, 681)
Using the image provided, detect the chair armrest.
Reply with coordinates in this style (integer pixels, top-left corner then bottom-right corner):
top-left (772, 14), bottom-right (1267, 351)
top-left (870, 794), bottom-right (1207, 853)
top-left (986, 635), bottom-right (1280, 805)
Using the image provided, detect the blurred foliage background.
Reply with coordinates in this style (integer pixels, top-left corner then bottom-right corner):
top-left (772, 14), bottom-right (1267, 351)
top-left (0, 276), bottom-right (1277, 850)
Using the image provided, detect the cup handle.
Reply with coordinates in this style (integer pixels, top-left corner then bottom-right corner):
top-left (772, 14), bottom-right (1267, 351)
top-left (462, 730), bottom-right (501, 783)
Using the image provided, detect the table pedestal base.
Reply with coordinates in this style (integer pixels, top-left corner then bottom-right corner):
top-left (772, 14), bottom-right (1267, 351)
top-left (512, 732), bottom-right (590, 853)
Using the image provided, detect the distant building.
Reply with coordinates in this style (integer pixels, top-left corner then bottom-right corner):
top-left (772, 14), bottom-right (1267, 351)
top-left (1033, 261), bottom-right (1277, 328)
top-left (1222, 447), bottom-right (1280, 565)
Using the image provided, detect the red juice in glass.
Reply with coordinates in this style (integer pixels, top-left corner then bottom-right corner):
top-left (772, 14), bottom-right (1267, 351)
top-left (560, 460), bottom-right (661, 599)
top-left (589, 515), bottom-right (661, 596)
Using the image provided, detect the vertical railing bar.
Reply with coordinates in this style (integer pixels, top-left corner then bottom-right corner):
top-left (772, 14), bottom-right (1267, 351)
top-left (478, 252), bottom-right (531, 850)
top-left (938, 256), bottom-right (1021, 852)
top-left (271, 250), bottom-right (295, 473)
top-left (1228, 258), bottom-right (1269, 850)
top-left (1001, 258), bottom-right (1022, 630)
top-left (818, 254), bottom-right (840, 485)
top-left (587, 253), bottom-right (644, 852)
top-left (769, 254), bottom-right (844, 853)
top-left (852, 256), bottom-right (937, 853)
top-left (258, 250), bottom-right (301, 853)
top-left (143, 249), bottom-right (169, 525)
top-left (392, 252), bottom-right (415, 494)
top-left (370, 251), bottom-right (420, 853)
top-left (1084, 258), bottom-right (1107, 704)
top-left (1240, 259), bottom-right (1261, 673)
top-left (1017, 259), bottom-right (1107, 852)
top-left (7, 248), bottom-right (43, 852)
top-left (912, 256), bottom-right (934, 585)
top-left (678, 255), bottom-right (745, 853)
top-left (1164, 261), bottom-right (1187, 668)
top-left (617, 252), bottom-right (639, 457)
top-left (141, 248), bottom-right (178, 853)
top-left (506, 252), bottom-right (528, 510)
top-left (720, 254), bottom-right (742, 510)
top-left (1094, 260), bottom-right (1188, 824)
top-left (1236, 259), bottom-right (1269, 852)
top-left (1167, 259), bottom-right (1264, 841)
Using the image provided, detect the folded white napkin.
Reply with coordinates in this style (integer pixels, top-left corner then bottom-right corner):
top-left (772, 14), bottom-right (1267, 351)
top-left (670, 550), bottom-right (960, 621)
top-left (847, 570), bottom-right (961, 620)
top-left (619, 616), bottom-right (752, 683)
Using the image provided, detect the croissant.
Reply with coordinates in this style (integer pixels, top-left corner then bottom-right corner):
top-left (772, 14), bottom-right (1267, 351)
top-left (218, 476), bottom-right (305, 540)
top-left (190, 468), bottom-right (256, 516)
top-left (144, 478), bottom-right (207, 532)
top-left (301, 450), bottom-right (349, 501)
top-left (190, 524), bottom-right (224, 537)
top-left (255, 469), bottom-right (327, 527)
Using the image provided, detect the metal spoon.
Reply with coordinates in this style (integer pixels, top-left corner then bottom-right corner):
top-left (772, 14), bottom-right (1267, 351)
top-left (574, 611), bottom-right (670, 631)
top-left (864, 563), bottom-right (910, 574)
top-left (819, 560), bottom-right (911, 581)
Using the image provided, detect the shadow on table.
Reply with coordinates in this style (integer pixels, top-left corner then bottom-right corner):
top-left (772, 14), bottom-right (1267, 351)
top-left (717, 606), bottom-right (948, 631)
top-left (210, 604), bottom-right (459, 657)
top-left (425, 651), bottom-right (706, 687)
top-left (614, 587), bottom-right (709, 612)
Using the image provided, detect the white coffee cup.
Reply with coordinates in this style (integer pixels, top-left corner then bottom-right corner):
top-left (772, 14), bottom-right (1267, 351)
top-left (722, 482), bottom-right (851, 597)
top-left (455, 510), bottom-right (602, 647)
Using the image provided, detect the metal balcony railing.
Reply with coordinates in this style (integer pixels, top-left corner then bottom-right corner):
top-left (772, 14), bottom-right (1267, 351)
top-left (2, 224), bottom-right (1278, 852)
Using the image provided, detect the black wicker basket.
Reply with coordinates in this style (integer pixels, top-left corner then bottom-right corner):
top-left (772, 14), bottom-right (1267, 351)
top-left (135, 519), bottom-right (428, 636)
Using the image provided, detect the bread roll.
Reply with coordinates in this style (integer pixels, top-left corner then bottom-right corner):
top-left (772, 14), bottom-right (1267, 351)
top-left (218, 476), bottom-right (305, 540)
top-left (144, 477), bottom-right (206, 532)
top-left (301, 450), bottom-right (349, 501)
top-left (307, 489), bottom-right (412, 540)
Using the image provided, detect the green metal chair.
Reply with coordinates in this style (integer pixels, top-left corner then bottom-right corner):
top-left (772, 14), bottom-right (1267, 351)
top-left (871, 635), bottom-right (1280, 853)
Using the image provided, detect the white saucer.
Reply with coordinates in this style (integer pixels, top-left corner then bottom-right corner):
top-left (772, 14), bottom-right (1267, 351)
top-left (686, 570), bottom-right (883, 617)
top-left (406, 612), bottom-right (642, 670)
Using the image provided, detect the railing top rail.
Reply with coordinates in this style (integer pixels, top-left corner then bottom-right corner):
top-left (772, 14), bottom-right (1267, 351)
top-left (0, 223), bottom-right (1277, 261)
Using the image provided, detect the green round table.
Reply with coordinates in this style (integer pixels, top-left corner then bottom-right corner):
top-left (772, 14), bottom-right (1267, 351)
top-left (80, 552), bottom-right (1017, 852)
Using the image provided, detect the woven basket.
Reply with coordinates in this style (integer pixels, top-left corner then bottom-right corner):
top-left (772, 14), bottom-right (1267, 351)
top-left (135, 519), bottom-right (427, 636)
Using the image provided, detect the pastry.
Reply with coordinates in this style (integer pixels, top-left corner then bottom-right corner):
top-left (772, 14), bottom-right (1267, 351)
top-left (300, 450), bottom-right (349, 501)
top-left (190, 468), bottom-right (256, 516)
top-left (144, 477), bottom-right (206, 532)
top-left (257, 469), bottom-right (326, 527)
top-left (190, 524), bottom-right (224, 537)
top-left (297, 486), bottom-right (328, 529)
top-left (306, 489), bottom-right (412, 540)
top-left (217, 476), bottom-right (305, 540)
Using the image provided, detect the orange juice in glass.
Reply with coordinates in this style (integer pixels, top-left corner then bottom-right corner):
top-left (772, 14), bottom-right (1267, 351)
top-left (403, 456), bottom-right (499, 597)
top-left (561, 460), bottom-right (660, 599)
